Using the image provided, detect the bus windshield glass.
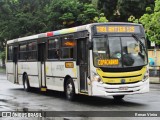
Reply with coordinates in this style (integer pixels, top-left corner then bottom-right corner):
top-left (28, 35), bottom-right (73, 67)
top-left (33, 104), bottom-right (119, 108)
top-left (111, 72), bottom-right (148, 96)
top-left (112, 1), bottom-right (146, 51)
top-left (93, 36), bottom-right (147, 68)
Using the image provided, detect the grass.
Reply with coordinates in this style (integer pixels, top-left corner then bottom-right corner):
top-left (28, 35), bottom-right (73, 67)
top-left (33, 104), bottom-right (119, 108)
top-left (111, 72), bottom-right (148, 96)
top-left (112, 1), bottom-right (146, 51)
top-left (0, 67), bottom-right (6, 74)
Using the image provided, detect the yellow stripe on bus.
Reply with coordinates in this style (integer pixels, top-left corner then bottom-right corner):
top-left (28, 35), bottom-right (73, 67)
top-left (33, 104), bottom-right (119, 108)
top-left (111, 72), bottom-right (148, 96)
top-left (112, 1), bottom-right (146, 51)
top-left (96, 66), bottom-right (147, 84)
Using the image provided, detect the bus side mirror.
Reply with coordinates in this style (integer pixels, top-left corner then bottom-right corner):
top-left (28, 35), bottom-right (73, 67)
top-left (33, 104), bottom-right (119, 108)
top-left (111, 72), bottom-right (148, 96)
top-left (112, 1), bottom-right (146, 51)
top-left (88, 42), bottom-right (93, 50)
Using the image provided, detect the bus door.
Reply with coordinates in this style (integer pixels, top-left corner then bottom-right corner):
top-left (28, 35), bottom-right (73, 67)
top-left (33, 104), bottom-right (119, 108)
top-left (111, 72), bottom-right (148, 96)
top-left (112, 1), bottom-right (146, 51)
top-left (13, 47), bottom-right (18, 83)
top-left (77, 39), bottom-right (88, 93)
top-left (38, 43), bottom-right (47, 91)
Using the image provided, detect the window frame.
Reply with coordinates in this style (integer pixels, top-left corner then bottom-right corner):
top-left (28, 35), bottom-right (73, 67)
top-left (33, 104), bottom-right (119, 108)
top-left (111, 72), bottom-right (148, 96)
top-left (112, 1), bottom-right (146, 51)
top-left (27, 41), bottom-right (38, 61)
top-left (47, 37), bottom-right (60, 60)
top-left (18, 40), bottom-right (38, 62)
top-left (60, 35), bottom-right (77, 60)
top-left (7, 45), bottom-right (14, 61)
top-left (18, 43), bottom-right (28, 61)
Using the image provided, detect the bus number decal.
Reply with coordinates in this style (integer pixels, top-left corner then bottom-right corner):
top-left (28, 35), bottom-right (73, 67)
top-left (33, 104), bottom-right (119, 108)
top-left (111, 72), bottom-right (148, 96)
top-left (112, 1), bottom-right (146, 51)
top-left (96, 26), bottom-right (107, 32)
top-left (65, 62), bottom-right (74, 68)
top-left (56, 65), bottom-right (64, 71)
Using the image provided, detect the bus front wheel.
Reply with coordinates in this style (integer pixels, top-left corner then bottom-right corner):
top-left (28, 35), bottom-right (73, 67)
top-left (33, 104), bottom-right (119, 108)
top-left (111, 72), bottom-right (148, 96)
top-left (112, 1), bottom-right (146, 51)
top-left (65, 78), bottom-right (75, 101)
top-left (113, 95), bottom-right (124, 100)
top-left (23, 74), bottom-right (31, 92)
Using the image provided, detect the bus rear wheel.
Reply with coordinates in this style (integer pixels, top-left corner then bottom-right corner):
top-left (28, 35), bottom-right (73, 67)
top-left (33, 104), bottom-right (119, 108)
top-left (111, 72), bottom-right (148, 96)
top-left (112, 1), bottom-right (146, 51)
top-left (23, 74), bottom-right (31, 92)
top-left (65, 78), bottom-right (75, 101)
top-left (113, 95), bottom-right (124, 100)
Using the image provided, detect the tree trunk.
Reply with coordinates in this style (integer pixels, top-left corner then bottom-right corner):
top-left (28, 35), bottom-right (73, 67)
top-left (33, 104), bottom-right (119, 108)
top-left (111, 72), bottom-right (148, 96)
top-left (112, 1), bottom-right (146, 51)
top-left (2, 57), bottom-right (5, 68)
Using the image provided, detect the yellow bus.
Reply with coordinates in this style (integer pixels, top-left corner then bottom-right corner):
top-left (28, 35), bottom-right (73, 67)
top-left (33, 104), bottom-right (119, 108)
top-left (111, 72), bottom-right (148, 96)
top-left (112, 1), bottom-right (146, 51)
top-left (6, 22), bottom-right (149, 100)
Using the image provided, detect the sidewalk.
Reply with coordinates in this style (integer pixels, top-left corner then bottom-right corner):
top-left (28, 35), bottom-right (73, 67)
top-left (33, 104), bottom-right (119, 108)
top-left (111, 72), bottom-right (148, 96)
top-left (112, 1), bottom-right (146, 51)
top-left (150, 77), bottom-right (160, 84)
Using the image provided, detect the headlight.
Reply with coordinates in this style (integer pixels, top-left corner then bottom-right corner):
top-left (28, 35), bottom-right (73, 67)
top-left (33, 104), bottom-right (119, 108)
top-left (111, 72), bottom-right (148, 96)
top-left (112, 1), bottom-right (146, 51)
top-left (92, 72), bottom-right (102, 82)
top-left (142, 69), bottom-right (149, 82)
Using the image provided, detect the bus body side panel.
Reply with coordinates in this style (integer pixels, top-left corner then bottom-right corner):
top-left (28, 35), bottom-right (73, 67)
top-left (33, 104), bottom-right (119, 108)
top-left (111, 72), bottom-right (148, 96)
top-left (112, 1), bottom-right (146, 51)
top-left (45, 61), bottom-right (78, 93)
top-left (18, 62), bottom-right (39, 87)
top-left (6, 62), bottom-right (15, 83)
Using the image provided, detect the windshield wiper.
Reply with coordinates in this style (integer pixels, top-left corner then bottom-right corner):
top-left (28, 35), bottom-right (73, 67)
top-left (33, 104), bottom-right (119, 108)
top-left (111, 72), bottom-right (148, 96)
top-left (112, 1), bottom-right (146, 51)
top-left (132, 34), bottom-right (147, 57)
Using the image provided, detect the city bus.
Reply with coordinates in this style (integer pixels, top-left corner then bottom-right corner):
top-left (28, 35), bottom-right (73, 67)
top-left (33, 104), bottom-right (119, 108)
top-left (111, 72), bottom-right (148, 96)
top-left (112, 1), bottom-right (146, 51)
top-left (6, 22), bottom-right (149, 100)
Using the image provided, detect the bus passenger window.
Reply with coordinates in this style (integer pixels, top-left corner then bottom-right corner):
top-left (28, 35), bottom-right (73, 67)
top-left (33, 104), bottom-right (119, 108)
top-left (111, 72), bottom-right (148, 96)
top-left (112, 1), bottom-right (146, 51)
top-left (28, 42), bottom-right (37, 60)
top-left (7, 46), bottom-right (13, 60)
top-left (61, 36), bottom-right (76, 59)
top-left (19, 44), bottom-right (27, 60)
top-left (61, 48), bottom-right (74, 59)
top-left (48, 38), bottom-right (59, 59)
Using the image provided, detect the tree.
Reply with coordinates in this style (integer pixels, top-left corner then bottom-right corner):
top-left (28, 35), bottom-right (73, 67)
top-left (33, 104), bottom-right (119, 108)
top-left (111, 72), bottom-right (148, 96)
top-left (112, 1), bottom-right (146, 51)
top-left (0, 0), bottom-right (50, 66)
top-left (139, 0), bottom-right (160, 45)
top-left (0, 0), bottom-right (50, 39)
top-left (94, 0), bottom-right (117, 21)
top-left (0, 51), bottom-right (5, 67)
top-left (0, 0), bottom-right (108, 67)
top-left (0, 0), bottom-right (13, 67)
top-left (94, 13), bottom-right (108, 23)
top-left (93, 0), bottom-right (155, 22)
top-left (46, 0), bottom-right (107, 29)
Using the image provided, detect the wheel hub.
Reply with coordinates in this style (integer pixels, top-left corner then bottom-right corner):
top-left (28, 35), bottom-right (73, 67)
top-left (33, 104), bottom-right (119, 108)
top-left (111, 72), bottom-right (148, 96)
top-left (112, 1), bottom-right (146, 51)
top-left (24, 80), bottom-right (27, 89)
top-left (67, 83), bottom-right (73, 95)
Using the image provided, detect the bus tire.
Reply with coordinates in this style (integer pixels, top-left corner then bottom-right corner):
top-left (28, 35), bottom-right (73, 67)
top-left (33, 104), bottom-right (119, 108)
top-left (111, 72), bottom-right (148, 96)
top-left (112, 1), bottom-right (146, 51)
top-left (113, 95), bottom-right (124, 100)
top-left (23, 74), bottom-right (30, 92)
top-left (65, 78), bottom-right (75, 101)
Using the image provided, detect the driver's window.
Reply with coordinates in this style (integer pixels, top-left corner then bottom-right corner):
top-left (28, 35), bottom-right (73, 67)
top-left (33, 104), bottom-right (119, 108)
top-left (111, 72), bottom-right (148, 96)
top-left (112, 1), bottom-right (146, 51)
top-left (93, 38), bottom-right (108, 59)
top-left (108, 37), bottom-right (122, 59)
top-left (93, 38), bottom-right (106, 52)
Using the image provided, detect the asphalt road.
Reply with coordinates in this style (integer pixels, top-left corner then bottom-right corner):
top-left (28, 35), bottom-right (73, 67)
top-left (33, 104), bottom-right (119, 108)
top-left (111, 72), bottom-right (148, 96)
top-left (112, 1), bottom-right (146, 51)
top-left (0, 73), bottom-right (160, 120)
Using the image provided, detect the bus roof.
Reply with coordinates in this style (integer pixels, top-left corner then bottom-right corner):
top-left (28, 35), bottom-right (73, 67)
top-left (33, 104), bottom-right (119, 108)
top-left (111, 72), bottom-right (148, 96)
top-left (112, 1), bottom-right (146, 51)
top-left (7, 22), bottom-right (142, 44)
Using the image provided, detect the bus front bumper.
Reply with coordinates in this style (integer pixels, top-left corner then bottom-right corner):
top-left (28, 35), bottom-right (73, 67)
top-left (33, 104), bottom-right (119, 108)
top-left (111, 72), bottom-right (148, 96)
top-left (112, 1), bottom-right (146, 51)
top-left (91, 78), bottom-right (149, 96)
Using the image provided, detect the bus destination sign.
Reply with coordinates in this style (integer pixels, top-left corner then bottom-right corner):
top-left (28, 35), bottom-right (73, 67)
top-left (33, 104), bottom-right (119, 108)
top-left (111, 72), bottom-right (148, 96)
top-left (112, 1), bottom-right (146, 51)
top-left (98, 59), bottom-right (119, 66)
top-left (96, 25), bottom-right (140, 33)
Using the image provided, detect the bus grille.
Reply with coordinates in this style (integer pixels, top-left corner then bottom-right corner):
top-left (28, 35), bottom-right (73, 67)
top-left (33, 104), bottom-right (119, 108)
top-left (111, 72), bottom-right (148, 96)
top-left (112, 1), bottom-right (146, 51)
top-left (102, 74), bottom-right (142, 79)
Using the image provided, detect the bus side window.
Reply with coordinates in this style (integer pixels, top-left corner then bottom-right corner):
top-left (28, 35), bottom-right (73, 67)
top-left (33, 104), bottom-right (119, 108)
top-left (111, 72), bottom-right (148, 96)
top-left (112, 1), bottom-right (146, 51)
top-left (28, 42), bottom-right (37, 60)
top-left (7, 45), bottom-right (13, 61)
top-left (19, 44), bottom-right (27, 60)
top-left (61, 36), bottom-right (76, 60)
top-left (48, 38), bottom-right (60, 59)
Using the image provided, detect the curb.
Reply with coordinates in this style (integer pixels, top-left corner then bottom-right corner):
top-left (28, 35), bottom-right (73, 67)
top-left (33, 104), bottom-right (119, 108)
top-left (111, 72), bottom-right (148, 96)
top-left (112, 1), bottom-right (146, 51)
top-left (150, 77), bottom-right (160, 84)
top-left (150, 82), bottom-right (160, 84)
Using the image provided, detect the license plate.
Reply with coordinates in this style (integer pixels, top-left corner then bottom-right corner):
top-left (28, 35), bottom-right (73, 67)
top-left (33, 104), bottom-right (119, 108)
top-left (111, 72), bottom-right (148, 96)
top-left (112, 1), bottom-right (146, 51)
top-left (119, 86), bottom-right (128, 90)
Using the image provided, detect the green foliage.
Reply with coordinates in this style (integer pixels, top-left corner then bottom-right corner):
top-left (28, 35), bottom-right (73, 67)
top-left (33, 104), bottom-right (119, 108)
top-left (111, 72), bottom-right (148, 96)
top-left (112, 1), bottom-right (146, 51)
top-left (77, 4), bottom-right (99, 24)
top-left (0, 0), bottom-right (51, 65)
top-left (139, 0), bottom-right (160, 45)
top-left (0, 51), bottom-right (5, 60)
top-left (94, 13), bottom-right (108, 23)
top-left (0, 0), bottom-right (49, 40)
top-left (146, 7), bottom-right (152, 13)
top-left (46, 0), bottom-right (102, 29)
top-left (96, 0), bottom-right (118, 21)
top-left (128, 0), bottom-right (160, 45)
top-left (154, 0), bottom-right (160, 12)
top-left (92, 0), bottom-right (98, 8)
top-left (93, 0), bottom-right (154, 21)
top-left (128, 15), bottom-right (139, 23)
top-left (117, 0), bottom-right (147, 21)
top-left (0, 0), bottom-right (108, 59)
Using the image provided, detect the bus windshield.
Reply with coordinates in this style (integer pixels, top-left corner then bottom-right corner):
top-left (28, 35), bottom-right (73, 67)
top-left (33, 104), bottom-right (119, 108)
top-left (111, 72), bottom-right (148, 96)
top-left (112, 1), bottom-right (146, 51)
top-left (93, 36), bottom-right (147, 68)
